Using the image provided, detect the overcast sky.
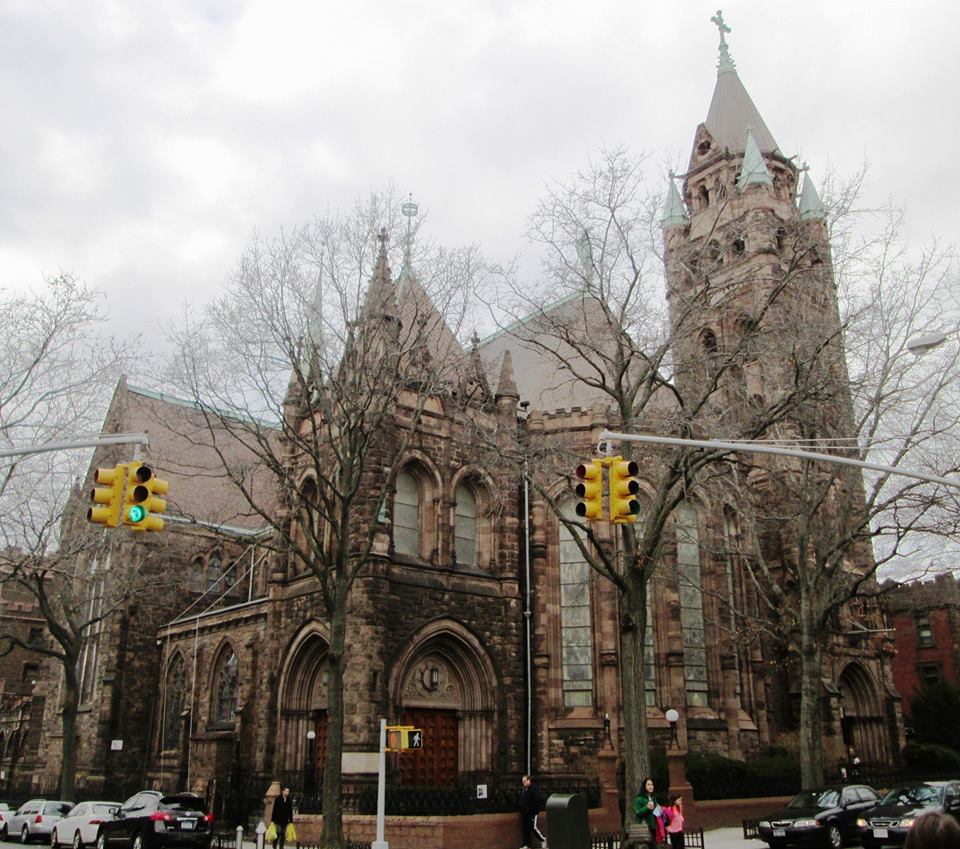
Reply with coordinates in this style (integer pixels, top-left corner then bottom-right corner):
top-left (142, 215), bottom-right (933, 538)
top-left (1, 0), bottom-right (956, 341)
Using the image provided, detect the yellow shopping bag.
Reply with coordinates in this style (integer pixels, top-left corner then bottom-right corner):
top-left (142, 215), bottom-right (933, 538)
top-left (265, 823), bottom-right (277, 843)
top-left (285, 824), bottom-right (297, 842)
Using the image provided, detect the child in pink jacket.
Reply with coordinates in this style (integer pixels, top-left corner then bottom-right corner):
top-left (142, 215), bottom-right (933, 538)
top-left (664, 795), bottom-right (685, 849)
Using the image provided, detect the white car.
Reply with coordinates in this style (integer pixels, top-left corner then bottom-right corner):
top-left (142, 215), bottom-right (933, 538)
top-left (50, 803), bottom-right (119, 849)
top-left (7, 801), bottom-right (73, 843)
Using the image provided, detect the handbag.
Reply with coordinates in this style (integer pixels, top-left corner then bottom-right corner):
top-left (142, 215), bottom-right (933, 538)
top-left (285, 823), bottom-right (297, 842)
top-left (265, 823), bottom-right (277, 843)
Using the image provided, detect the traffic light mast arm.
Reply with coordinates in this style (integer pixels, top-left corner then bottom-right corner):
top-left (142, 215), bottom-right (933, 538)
top-left (0, 432), bottom-right (149, 460)
top-left (598, 429), bottom-right (960, 491)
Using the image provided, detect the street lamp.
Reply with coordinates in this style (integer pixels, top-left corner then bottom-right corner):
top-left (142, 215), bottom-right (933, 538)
top-left (305, 729), bottom-right (317, 795)
top-left (664, 708), bottom-right (680, 748)
top-left (906, 330), bottom-right (950, 356)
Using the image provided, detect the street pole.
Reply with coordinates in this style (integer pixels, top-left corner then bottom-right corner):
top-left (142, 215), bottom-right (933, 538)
top-left (372, 718), bottom-right (388, 849)
top-left (0, 432), bottom-right (149, 459)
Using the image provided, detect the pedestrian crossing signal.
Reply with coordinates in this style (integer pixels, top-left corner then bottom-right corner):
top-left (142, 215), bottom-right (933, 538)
top-left (385, 725), bottom-right (424, 751)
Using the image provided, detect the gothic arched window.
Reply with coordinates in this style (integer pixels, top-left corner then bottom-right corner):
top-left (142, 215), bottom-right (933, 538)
top-left (214, 647), bottom-right (239, 724)
top-left (162, 655), bottom-right (187, 750)
top-left (676, 502), bottom-right (709, 707)
top-left (394, 470), bottom-right (421, 557)
top-left (454, 483), bottom-right (477, 567)
top-left (190, 556), bottom-right (205, 593)
top-left (206, 554), bottom-right (221, 593)
top-left (559, 501), bottom-right (594, 707)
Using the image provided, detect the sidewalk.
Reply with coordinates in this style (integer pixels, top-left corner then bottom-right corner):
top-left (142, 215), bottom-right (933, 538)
top-left (701, 827), bottom-right (767, 849)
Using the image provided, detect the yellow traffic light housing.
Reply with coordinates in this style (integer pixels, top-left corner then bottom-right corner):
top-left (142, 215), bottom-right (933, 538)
top-left (609, 457), bottom-right (640, 523)
top-left (87, 464), bottom-right (128, 528)
top-left (123, 463), bottom-right (169, 532)
top-left (575, 460), bottom-right (604, 521)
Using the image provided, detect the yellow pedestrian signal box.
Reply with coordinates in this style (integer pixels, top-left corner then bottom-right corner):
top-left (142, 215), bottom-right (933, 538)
top-left (88, 464), bottom-right (128, 528)
top-left (575, 460), bottom-right (604, 521)
top-left (385, 726), bottom-right (424, 751)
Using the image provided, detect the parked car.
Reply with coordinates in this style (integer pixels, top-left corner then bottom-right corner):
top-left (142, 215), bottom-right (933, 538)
top-left (857, 780), bottom-right (960, 848)
top-left (6, 801), bottom-right (74, 843)
top-left (758, 784), bottom-right (882, 848)
top-left (0, 804), bottom-right (14, 839)
top-left (95, 792), bottom-right (213, 849)
top-left (51, 803), bottom-right (120, 849)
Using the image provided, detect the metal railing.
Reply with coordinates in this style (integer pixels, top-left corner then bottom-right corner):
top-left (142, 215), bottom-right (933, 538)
top-left (594, 827), bottom-right (704, 849)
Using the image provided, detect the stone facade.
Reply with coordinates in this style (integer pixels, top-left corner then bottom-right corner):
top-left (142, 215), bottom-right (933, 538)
top-left (27, 20), bottom-right (907, 826)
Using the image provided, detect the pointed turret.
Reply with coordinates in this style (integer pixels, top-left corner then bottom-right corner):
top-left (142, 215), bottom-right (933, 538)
top-left (361, 228), bottom-right (398, 324)
top-left (736, 127), bottom-right (773, 191)
top-left (496, 350), bottom-right (519, 400)
top-left (661, 175), bottom-right (690, 228)
top-left (703, 11), bottom-right (779, 155)
top-left (799, 171), bottom-right (827, 220)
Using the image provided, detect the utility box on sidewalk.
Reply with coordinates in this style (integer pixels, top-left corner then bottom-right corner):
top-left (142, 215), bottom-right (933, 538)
top-left (546, 793), bottom-right (591, 849)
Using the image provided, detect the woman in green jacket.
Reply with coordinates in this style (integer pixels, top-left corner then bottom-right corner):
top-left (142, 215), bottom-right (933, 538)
top-left (633, 776), bottom-right (666, 845)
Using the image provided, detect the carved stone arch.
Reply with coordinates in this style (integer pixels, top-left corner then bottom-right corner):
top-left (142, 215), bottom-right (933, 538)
top-left (275, 622), bottom-right (330, 775)
top-left (838, 661), bottom-right (888, 763)
top-left (450, 465), bottom-right (497, 570)
top-left (389, 618), bottom-right (498, 776)
top-left (395, 452), bottom-right (442, 561)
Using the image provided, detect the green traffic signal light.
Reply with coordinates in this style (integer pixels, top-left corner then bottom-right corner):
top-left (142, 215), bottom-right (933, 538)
top-left (128, 504), bottom-right (146, 523)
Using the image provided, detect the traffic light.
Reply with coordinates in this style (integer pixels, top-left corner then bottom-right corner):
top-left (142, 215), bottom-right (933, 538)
top-left (575, 460), bottom-right (604, 521)
top-left (87, 464), bottom-right (128, 528)
top-left (123, 462), bottom-right (169, 532)
top-left (385, 726), bottom-right (424, 751)
top-left (609, 457), bottom-right (640, 523)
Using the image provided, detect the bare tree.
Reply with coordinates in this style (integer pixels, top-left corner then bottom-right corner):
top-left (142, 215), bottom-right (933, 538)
top-left (733, 206), bottom-right (960, 787)
top-left (0, 272), bottom-right (133, 797)
top-left (482, 146), bottom-right (845, 818)
top-left (164, 191), bottom-right (489, 849)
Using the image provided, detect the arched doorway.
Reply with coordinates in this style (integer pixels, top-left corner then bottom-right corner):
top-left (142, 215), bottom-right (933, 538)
top-left (277, 626), bottom-right (329, 791)
top-left (838, 663), bottom-right (888, 764)
top-left (390, 620), bottom-right (498, 787)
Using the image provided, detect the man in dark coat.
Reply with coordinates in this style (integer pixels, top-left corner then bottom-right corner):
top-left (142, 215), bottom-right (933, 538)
top-left (520, 774), bottom-right (546, 849)
top-left (271, 787), bottom-right (294, 849)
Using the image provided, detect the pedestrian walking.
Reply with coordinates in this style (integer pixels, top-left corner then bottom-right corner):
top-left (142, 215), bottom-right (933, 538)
top-left (665, 795), bottom-right (685, 849)
top-left (633, 777), bottom-right (667, 847)
top-left (270, 787), bottom-right (294, 849)
top-left (519, 774), bottom-right (546, 849)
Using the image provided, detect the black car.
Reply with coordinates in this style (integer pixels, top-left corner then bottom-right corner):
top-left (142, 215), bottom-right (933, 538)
top-left (857, 780), bottom-right (960, 849)
top-left (758, 784), bottom-right (882, 848)
top-left (95, 793), bottom-right (213, 849)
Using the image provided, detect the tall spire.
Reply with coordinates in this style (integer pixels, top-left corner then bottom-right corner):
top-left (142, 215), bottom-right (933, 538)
top-left (736, 127), bottom-right (773, 190)
top-left (799, 168), bottom-right (827, 220)
top-left (496, 349), bottom-right (518, 400)
top-left (361, 227), bottom-right (397, 323)
top-left (703, 11), bottom-right (780, 155)
top-left (661, 173), bottom-right (690, 228)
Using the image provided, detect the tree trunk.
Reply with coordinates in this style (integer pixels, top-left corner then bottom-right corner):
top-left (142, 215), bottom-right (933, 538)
top-left (319, 596), bottom-right (348, 849)
top-left (620, 571), bottom-right (650, 826)
top-left (60, 665), bottom-right (79, 800)
top-left (798, 624), bottom-right (825, 789)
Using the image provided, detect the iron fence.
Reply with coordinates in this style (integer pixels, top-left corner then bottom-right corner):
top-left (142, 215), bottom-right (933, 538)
top-left (593, 827), bottom-right (704, 849)
top-left (743, 818), bottom-right (759, 839)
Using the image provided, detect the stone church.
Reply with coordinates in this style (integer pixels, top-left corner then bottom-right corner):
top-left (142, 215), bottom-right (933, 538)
top-left (31, 17), bottom-right (902, 835)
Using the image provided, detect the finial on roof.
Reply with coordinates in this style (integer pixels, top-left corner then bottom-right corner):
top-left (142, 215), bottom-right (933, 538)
top-left (711, 10), bottom-right (736, 74)
top-left (799, 170), bottom-right (827, 221)
top-left (401, 194), bottom-right (419, 277)
top-left (496, 349), bottom-right (519, 400)
top-left (377, 226), bottom-right (388, 258)
top-left (661, 172), bottom-right (690, 229)
top-left (736, 127), bottom-right (772, 191)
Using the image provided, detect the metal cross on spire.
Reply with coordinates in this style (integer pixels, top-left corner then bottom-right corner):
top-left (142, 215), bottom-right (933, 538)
top-left (401, 193), bottom-right (419, 274)
top-left (710, 9), bottom-right (736, 72)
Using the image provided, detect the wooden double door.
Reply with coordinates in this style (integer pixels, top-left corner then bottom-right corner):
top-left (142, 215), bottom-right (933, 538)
top-left (398, 708), bottom-right (458, 787)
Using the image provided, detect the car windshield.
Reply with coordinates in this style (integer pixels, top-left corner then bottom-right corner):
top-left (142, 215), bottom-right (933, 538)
top-left (788, 789), bottom-right (840, 810)
top-left (43, 803), bottom-right (73, 816)
top-left (880, 785), bottom-right (943, 807)
top-left (92, 805), bottom-right (118, 816)
top-left (159, 797), bottom-right (207, 814)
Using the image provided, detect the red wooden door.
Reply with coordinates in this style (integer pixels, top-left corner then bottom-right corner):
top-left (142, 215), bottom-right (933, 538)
top-left (399, 708), bottom-right (458, 786)
top-left (314, 712), bottom-right (328, 772)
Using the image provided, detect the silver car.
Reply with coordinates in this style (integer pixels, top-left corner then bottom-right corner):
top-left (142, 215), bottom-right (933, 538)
top-left (7, 800), bottom-right (74, 843)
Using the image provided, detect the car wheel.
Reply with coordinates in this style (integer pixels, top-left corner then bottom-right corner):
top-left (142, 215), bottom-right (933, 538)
top-left (21, 826), bottom-right (30, 844)
top-left (826, 823), bottom-right (842, 849)
top-left (2, 825), bottom-right (8, 840)
top-left (95, 834), bottom-right (106, 849)
top-left (51, 831), bottom-right (57, 848)
top-left (131, 834), bottom-right (143, 849)
top-left (72, 833), bottom-right (83, 849)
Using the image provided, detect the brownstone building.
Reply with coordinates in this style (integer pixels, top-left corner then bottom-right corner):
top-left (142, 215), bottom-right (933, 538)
top-left (885, 574), bottom-right (960, 717)
top-left (31, 18), bottom-right (904, 828)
